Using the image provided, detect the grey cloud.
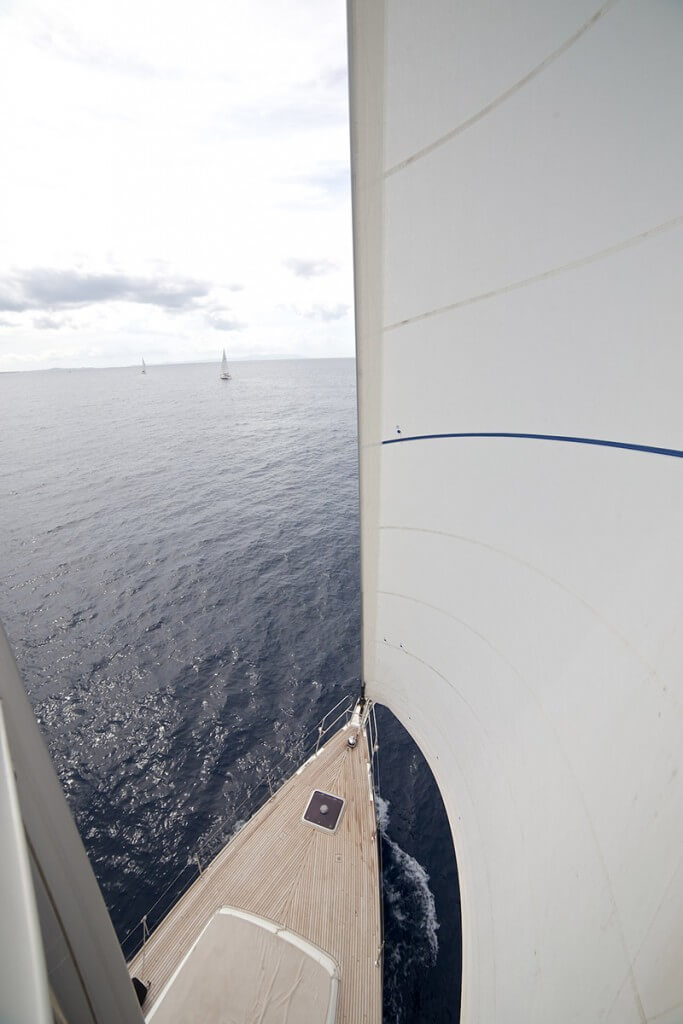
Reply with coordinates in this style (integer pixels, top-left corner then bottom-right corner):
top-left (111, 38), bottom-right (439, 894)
top-left (34, 18), bottom-right (178, 81)
top-left (224, 72), bottom-right (347, 140)
top-left (206, 308), bottom-right (245, 332)
top-left (305, 164), bottom-right (350, 198)
top-left (227, 97), bottom-right (346, 138)
top-left (33, 315), bottom-right (65, 330)
top-left (0, 268), bottom-right (209, 313)
top-left (305, 304), bottom-right (349, 322)
top-left (0, 284), bottom-right (26, 313)
top-left (284, 258), bottom-right (337, 278)
top-left (257, 100), bottom-right (346, 133)
top-left (322, 66), bottom-right (348, 90)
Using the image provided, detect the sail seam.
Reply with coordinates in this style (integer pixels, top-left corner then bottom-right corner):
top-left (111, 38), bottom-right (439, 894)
top-left (381, 432), bottom-right (683, 460)
top-left (376, 532), bottom-right (660, 677)
top-left (376, 594), bottom-right (649, 1021)
top-left (383, 211), bottom-right (683, 331)
top-left (648, 997), bottom-right (683, 1023)
top-left (384, 0), bottom-right (620, 178)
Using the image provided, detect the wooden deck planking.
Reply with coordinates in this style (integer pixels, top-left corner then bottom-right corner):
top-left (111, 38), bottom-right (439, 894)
top-left (129, 722), bottom-right (382, 1022)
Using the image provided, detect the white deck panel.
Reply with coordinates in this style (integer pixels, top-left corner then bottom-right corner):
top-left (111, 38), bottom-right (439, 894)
top-left (147, 907), bottom-right (338, 1024)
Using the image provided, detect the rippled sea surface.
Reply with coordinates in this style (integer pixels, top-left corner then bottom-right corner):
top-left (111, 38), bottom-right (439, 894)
top-left (0, 358), bottom-right (460, 1022)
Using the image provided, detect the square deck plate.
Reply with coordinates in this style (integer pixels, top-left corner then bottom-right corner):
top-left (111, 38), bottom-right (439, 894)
top-left (303, 790), bottom-right (345, 833)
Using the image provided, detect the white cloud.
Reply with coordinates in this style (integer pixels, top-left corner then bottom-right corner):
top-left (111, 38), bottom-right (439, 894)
top-left (0, 0), bottom-right (353, 370)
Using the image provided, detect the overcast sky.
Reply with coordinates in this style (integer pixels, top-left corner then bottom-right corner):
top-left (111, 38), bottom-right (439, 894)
top-left (0, 0), bottom-right (353, 371)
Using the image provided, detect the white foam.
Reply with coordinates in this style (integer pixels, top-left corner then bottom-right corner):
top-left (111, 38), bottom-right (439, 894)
top-left (377, 795), bottom-right (440, 964)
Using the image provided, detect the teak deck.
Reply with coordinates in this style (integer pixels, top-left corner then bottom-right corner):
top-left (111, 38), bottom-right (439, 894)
top-left (128, 721), bottom-right (382, 1023)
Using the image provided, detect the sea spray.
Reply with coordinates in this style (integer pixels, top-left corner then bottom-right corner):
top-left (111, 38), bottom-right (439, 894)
top-left (377, 795), bottom-right (440, 1021)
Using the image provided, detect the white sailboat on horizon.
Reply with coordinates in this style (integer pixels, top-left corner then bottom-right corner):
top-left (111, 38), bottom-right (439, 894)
top-left (141, 358), bottom-right (146, 375)
top-left (219, 349), bottom-right (231, 380)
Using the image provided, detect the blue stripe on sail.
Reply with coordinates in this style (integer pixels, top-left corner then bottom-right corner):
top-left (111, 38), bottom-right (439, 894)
top-left (381, 432), bottom-right (683, 459)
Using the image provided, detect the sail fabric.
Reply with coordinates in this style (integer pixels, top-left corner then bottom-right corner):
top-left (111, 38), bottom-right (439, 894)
top-left (349, 2), bottom-right (683, 1021)
top-left (0, 625), bottom-right (144, 1023)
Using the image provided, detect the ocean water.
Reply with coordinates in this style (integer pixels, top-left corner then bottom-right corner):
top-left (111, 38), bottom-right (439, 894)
top-left (0, 358), bottom-right (460, 1022)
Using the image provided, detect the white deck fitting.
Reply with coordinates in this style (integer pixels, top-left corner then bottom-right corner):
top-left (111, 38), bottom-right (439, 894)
top-left (129, 724), bottom-right (381, 1023)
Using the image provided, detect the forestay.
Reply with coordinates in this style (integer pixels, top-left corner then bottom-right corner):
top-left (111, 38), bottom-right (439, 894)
top-left (348, 1), bottom-right (683, 1021)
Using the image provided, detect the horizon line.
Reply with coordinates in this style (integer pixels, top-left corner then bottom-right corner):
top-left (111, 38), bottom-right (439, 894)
top-left (0, 353), bottom-right (356, 374)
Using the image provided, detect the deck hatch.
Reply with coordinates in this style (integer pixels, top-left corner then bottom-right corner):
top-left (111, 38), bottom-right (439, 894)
top-left (303, 790), bottom-right (344, 833)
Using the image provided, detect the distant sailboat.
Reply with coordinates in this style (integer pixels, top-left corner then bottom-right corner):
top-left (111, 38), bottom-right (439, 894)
top-left (141, 358), bottom-right (146, 375)
top-left (219, 349), bottom-right (231, 380)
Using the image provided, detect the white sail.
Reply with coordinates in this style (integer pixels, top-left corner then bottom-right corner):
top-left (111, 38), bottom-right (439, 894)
top-left (220, 349), bottom-right (231, 379)
top-left (141, 357), bottom-right (146, 374)
top-left (349, 2), bottom-right (683, 1022)
top-left (0, 626), bottom-right (144, 1023)
top-left (0, 701), bottom-right (51, 1024)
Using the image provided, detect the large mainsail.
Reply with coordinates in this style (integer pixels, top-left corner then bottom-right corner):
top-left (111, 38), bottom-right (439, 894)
top-left (349, 2), bottom-right (683, 1022)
